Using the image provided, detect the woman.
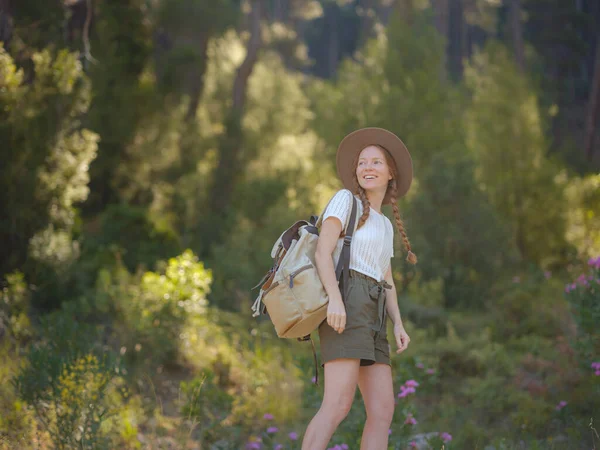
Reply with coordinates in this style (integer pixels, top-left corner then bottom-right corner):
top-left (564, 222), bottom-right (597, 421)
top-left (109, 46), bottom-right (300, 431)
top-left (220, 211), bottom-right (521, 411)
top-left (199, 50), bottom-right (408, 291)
top-left (301, 128), bottom-right (417, 450)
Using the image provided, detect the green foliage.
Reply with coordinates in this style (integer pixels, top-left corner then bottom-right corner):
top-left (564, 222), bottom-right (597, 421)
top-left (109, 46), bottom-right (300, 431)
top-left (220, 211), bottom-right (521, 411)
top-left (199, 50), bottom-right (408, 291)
top-left (0, 45), bottom-right (98, 309)
top-left (0, 271), bottom-right (32, 341)
top-left (465, 42), bottom-right (570, 266)
top-left (13, 312), bottom-right (126, 450)
top-left (408, 152), bottom-right (516, 308)
top-left (180, 369), bottom-right (234, 444)
top-left (112, 250), bottom-right (211, 366)
top-left (81, 204), bottom-right (182, 275)
top-left (564, 258), bottom-right (600, 364)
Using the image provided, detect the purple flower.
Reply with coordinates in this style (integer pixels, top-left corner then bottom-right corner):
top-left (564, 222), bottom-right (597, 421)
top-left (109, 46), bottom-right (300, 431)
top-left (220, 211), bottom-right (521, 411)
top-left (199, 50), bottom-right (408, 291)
top-left (555, 400), bottom-right (568, 411)
top-left (426, 368), bottom-right (435, 375)
top-left (404, 414), bottom-right (417, 425)
top-left (267, 427), bottom-right (279, 434)
top-left (388, 428), bottom-right (392, 435)
top-left (246, 442), bottom-right (262, 450)
top-left (591, 362), bottom-right (600, 370)
top-left (288, 432), bottom-right (298, 441)
top-left (263, 413), bottom-right (274, 420)
top-left (440, 432), bottom-right (453, 442)
top-left (404, 379), bottom-right (419, 388)
top-left (416, 362), bottom-right (424, 369)
top-left (311, 376), bottom-right (317, 384)
top-left (274, 446), bottom-right (283, 450)
top-left (544, 270), bottom-right (551, 279)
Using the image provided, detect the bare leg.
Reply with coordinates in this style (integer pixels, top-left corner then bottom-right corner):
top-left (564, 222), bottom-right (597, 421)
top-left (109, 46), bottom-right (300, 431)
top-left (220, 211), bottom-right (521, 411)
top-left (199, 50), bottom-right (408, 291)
top-left (358, 363), bottom-right (395, 450)
top-left (301, 359), bottom-right (360, 450)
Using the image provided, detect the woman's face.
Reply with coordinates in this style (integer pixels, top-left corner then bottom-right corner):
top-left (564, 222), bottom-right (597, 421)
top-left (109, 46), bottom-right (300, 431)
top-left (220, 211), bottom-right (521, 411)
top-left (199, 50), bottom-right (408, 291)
top-left (355, 145), bottom-right (392, 194)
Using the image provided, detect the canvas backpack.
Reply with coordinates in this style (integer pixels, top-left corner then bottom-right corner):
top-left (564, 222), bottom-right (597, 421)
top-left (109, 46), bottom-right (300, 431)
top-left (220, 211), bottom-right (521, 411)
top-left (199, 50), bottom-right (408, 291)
top-left (251, 195), bottom-right (358, 384)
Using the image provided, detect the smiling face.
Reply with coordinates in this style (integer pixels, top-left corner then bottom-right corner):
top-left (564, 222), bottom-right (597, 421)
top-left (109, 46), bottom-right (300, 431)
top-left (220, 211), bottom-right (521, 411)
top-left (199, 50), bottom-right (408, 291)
top-left (355, 145), bottom-right (393, 194)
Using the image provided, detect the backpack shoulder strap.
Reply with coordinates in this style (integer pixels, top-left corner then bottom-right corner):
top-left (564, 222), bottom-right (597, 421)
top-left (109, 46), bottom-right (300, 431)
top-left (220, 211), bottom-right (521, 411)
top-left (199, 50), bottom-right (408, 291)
top-left (335, 196), bottom-right (358, 299)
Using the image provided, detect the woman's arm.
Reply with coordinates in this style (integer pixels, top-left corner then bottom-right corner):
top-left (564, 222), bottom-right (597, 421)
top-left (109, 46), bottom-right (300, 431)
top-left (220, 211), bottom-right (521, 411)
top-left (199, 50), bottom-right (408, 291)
top-left (315, 217), bottom-right (346, 333)
top-left (384, 266), bottom-right (402, 327)
top-left (383, 266), bottom-right (410, 353)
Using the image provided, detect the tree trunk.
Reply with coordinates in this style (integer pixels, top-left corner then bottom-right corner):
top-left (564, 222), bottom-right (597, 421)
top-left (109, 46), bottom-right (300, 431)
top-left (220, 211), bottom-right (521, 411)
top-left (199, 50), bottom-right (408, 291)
top-left (431, 0), bottom-right (449, 81)
top-left (448, 0), bottom-right (465, 81)
top-left (356, 0), bottom-right (376, 50)
top-left (205, 0), bottom-right (263, 247)
top-left (508, 0), bottom-right (525, 72)
top-left (0, 0), bottom-right (13, 47)
top-left (584, 33), bottom-right (600, 162)
top-left (184, 36), bottom-right (209, 122)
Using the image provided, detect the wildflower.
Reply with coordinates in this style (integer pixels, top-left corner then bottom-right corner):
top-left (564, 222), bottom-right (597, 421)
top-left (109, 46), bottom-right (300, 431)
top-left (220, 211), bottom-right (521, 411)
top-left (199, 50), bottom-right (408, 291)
top-left (544, 271), bottom-right (551, 279)
top-left (440, 432), bottom-right (452, 442)
top-left (555, 400), bottom-right (567, 411)
top-left (288, 432), bottom-right (298, 441)
top-left (388, 428), bottom-right (392, 435)
top-left (246, 442), bottom-right (262, 450)
top-left (416, 362), bottom-right (424, 369)
top-left (591, 362), bottom-right (600, 370)
top-left (274, 445), bottom-right (283, 450)
top-left (588, 256), bottom-right (600, 269)
top-left (404, 379), bottom-right (419, 388)
top-left (426, 368), bottom-right (435, 375)
top-left (263, 413), bottom-right (274, 420)
top-left (398, 386), bottom-right (416, 398)
top-left (404, 414), bottom-right (417, 425)
top-left (267, 427), bottom-right (279, 434)
top-left (408, 441), bottom-right (418, 448)
top-left (312, 376), bottom-right (317, 384)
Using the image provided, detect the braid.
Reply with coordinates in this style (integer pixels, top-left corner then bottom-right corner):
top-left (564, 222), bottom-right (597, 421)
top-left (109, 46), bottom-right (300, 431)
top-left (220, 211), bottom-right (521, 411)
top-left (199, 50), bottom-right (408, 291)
top-left (389, 179), bottom-right (417, 265)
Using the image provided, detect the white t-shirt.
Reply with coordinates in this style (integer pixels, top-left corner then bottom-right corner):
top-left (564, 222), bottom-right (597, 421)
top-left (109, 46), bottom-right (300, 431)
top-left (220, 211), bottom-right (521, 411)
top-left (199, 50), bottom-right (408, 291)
top-left (322, 189), bottom-right (394, 281)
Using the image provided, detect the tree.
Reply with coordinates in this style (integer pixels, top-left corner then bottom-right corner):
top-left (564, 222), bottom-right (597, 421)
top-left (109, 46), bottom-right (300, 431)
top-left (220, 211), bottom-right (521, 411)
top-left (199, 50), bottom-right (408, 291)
top-left (465, 43), bottom-right (569, 266)
top-left (584, 34), bottom-right (600, 162)
top-left (0, 0), bottom-right (12, 46)
top-left (202, 0), bottom-right (265, 252)
top-left (0, 47), bottom-right (98, 307)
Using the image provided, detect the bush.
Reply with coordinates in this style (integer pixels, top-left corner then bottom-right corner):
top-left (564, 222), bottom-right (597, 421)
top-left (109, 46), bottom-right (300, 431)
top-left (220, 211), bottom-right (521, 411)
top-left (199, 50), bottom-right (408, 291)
top-left (564, 257), bottom-right (600, 363)
top-left (13, 311), bottom-right (126, 449)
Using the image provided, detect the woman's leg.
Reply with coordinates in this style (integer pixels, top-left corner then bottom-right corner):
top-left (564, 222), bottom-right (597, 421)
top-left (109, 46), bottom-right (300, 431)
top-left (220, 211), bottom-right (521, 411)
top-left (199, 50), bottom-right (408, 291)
top-left (357, 363), bottom-right (395, 450)
top-left (301, 358), bottom-right (360, 450)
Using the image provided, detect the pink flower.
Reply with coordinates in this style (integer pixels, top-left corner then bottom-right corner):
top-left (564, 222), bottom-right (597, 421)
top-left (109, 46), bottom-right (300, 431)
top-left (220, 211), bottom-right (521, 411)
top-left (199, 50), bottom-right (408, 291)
top-left (274, 445), bottom-right (283, 450)
top-left (404, 414), bottom-right (417, 425)
top-left (267, 427), bottom-right (278, 434)
top-left (440, 432), bottom-right (453, 442)
top-left (246, 442), bottom-right (262, 450)
top-left (405, 379), bottom-right (420, 388)
top-left (416, 362), bottom-right (424, 369)
top-left (595, 370), bottom-right (600, 376)
top-left (588, 256), bottom-right (600, 269)
top-left (555, 400), bottom-right (567, 411)
top-left (263, 413), bottom-right (274, 420)
top-left (544, 271), bottom-right (551, 279)
top-left (311, 376), bottom-right (317, 384)
top-left (388, 429), bottom-right (392, 435)
top-left (398, 386), bottom-right (416, 398)
top-left (408, 441), bottom-right (418, 448)
top-left (591, 362), bottom-right (600, 370)
top-left (426, 368), bottom-right (435, 375)
top-left (288, 432), bottom-right (298, 441)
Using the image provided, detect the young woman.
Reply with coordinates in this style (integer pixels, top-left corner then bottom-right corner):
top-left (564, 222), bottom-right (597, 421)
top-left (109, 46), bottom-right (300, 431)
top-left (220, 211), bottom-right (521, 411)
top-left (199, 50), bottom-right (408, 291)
top-left (301, 128), bottom-right (417, 450)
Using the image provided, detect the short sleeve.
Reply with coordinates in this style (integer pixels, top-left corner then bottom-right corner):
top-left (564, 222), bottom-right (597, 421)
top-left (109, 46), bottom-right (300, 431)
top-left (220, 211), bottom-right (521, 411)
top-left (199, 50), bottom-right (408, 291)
top-left (321, 189), bottom-right (353, 231)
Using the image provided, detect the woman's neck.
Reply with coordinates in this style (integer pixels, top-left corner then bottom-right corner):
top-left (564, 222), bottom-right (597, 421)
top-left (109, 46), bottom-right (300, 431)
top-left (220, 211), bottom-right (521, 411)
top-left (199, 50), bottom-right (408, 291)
top-left (364, 189), bottom-right (385, 213)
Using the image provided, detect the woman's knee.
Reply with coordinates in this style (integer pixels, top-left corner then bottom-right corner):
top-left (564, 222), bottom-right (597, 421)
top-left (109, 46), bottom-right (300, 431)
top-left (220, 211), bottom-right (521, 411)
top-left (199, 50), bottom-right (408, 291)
top-left (320, 395), bottom-right (354, 424)
top-left (366, 396), bottom-right (395, 425)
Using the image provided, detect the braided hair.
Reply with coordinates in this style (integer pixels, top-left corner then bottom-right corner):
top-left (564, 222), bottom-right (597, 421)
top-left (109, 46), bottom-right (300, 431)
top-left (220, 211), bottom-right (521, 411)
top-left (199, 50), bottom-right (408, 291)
top-left (351, 146), bottom-right (417, 265)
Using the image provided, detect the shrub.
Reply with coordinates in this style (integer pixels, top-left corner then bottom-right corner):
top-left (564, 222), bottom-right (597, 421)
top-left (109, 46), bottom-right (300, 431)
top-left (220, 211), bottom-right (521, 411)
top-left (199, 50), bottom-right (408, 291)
top-left (13, 311), bottom-right (126, 450)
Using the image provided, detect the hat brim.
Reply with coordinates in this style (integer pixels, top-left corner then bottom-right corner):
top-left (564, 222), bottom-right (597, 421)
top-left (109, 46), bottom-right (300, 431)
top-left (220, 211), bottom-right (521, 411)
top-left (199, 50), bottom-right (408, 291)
top-left (336, 128), bottom-right (413, 204)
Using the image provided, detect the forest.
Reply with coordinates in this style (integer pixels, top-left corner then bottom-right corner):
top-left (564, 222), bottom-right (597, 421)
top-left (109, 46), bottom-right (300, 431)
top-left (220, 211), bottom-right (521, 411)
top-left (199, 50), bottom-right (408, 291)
top-left (0, 0), bottom-right (599, 449)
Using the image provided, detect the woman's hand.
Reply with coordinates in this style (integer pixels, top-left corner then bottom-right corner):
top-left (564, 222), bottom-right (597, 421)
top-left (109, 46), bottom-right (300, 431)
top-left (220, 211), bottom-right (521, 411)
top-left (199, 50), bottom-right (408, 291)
top-left (393, 323), bottom-right (410, 353)
top-left (327, 296), bottom-right (346, 334)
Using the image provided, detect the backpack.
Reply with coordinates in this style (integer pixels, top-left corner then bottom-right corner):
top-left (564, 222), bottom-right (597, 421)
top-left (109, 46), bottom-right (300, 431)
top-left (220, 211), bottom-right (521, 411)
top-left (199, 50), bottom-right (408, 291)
top-left (251, 194), bottom-right (358, 384)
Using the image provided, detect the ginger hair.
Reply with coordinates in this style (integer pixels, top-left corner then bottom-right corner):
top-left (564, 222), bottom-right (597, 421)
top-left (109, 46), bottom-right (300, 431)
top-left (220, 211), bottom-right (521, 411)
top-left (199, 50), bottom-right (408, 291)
top-left (351, 146), bottom-right (417, 265)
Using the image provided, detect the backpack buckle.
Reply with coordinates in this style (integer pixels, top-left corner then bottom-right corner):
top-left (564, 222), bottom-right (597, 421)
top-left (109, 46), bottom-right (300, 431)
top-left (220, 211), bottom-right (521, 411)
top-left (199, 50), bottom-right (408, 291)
top-left (343, 236), bottom-right (352, 246)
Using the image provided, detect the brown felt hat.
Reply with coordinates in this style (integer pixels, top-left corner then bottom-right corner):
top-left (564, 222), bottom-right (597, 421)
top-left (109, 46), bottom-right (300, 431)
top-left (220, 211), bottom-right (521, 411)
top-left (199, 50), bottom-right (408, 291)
top-left (336, 127), bottom-right (413, 204)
